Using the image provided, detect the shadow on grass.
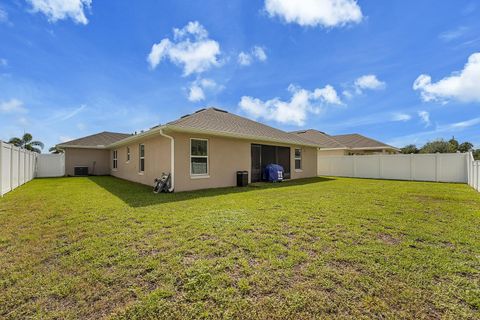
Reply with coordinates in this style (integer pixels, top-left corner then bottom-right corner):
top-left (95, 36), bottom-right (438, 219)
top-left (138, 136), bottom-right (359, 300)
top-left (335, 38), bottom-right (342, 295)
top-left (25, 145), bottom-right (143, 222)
top-left (88, 176), bottom-right (336, 208)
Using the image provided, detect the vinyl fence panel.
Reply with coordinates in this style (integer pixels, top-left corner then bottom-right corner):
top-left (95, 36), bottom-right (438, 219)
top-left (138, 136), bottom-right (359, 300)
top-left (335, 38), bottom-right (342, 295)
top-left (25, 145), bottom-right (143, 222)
top-left (37, 153), bottom-right (65, 178)
top-left (0, 141), bottom-right (38, 197)
top-left (318, 152), bottom-right (470, 184)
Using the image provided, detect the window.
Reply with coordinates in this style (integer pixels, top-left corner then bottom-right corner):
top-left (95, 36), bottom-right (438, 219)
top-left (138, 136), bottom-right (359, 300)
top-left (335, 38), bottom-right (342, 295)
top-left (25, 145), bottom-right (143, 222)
top-left (126, 147), bottom-right (130, 162)
top-left (190, 139), bottom-right (208, 175)
top-left (294, 148), bottom-right (302, 170)
top-left (113, 150), bottom-right (118, 169)
top-left (139, 144), bottom-right (145, 172)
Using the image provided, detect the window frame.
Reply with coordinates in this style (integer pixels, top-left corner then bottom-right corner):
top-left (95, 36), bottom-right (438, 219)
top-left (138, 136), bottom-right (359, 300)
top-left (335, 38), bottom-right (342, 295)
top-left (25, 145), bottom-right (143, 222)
top-left (294, 148), bottom-right (302, 171)
top-left (139, 144), bottom-right (145, 173)
top-left (126, 147), bottom-right (130, 163)
top-left (112, 150), bottom-right (118, 170)
top-left (190, 138), bottom-right (209, 177)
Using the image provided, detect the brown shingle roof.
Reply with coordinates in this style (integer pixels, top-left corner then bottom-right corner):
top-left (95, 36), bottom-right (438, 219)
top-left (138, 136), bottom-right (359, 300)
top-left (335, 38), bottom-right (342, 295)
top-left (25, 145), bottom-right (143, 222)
top-left (292, 129), bottom-right (398, 151)
top-left (57, 131), bottom-right (131, 148)
top-left (166, 108), bottom-right (319, 147)
top-left (332, 133), bottom-right (395, 149)
top-left (291, 129), bottom-right (346, 149)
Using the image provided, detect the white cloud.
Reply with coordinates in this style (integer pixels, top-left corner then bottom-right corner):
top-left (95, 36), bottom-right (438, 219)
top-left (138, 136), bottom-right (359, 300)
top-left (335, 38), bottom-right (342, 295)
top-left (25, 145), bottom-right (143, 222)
top-left (239, 84), bottom-right (342, 126)
top-left (188, 85), bottom-right (205, 102)
top-left (252, 46), bottom-right (267, 61)
top-left (18, 117), bottom-right (29, 126)
top-left (238, 52), bottom-right (252, 66)
top-left (418, 111), bottom-right (431, 127)
top-left (387, 116), bottom-right (480, 147)
top-left (439, 26), bottom-right (468, 42)
top-left (147, 21), bottom-right (221, 76)
top-left (0, 7), bottom-right (8, 24)
top-left (26, 0), bottom-right (92, 25)
top-left (264, 0), bottom-right (363, 28)
top-left (448, 117), bottom-right (480, 129)
top-left (59, 104), bottom-right (85, 121)
top-left (392, 113), bottom-right (411, 122)
top-left (187, 78), bottom-right (221, 102)
top-left (238, 46), bottom-right (268, 66)
top-left (59, 135), bottom-right (75, 143)
top-left (354, 74), bottom-right (386, 93)
top-left (312, 85), bottom-right (342, 104)
top-left (0, 99), bottom-right (27, 113)
top-left (413, 52), bottom-right (480, 103)
top-left (342, 90), bottom-right (353, 99)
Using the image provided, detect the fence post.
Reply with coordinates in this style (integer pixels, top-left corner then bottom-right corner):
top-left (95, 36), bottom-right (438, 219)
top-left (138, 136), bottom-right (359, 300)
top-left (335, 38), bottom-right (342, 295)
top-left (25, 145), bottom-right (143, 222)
top-left (435, 153), bottom-right (440, 182)
top-left (473, 161), bottom-right (480, 191)
top-left (378, 155), bottom-right (383, 179)
top-left (18, 149), bottom-right (21, 186)
top-left (467, 152), bottom-right (472, 186)
top-left (410, 154), bottom-right (414, 180)
top-left (353, 155), bottom-right (357, 177)
top-left (10, 145), bottom-right (14, 193)
top-left (0, 142), bottom-right (3, 197)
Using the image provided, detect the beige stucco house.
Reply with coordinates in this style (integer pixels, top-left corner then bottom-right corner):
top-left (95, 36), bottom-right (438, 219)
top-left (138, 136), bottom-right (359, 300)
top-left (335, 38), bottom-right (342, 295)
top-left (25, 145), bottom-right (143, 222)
top-left (292, 129), bottom-right (399, 156)
top-left (57, 108), bottom-right (319, 192)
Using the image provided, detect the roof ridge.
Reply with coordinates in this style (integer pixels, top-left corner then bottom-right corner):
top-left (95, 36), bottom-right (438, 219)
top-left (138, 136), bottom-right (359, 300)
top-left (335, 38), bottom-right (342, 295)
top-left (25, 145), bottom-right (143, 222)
top-left (165, 108), bottom-right (320, 147)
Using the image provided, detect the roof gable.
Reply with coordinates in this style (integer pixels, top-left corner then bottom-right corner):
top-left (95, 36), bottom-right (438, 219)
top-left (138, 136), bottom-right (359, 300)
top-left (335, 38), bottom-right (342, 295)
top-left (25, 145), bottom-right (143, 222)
top-left (58, 131), bottom-right (131, 148)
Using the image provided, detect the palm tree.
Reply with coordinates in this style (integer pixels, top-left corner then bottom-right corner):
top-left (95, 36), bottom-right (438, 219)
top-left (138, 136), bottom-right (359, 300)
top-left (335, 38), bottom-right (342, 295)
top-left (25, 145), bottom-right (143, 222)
top-left (8, 133), bottom-right (44, 153)
top-left (48, 146), bottom-right (64, 154)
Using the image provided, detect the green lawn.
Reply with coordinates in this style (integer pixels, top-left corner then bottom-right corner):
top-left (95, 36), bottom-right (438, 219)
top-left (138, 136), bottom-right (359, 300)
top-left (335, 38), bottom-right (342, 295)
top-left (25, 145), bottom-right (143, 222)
top-left (0, 176), bottom-right (479, 319)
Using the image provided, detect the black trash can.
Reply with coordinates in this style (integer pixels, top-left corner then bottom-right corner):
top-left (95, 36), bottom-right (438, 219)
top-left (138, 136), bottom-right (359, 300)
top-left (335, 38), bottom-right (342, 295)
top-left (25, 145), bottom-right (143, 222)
top-left (236, 171), bottom-right (248, 187)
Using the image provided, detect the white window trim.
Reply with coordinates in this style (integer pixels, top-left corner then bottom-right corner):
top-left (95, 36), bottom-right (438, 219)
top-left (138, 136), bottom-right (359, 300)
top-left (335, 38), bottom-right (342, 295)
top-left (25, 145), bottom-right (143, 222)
top-left (294, 148), bottom-right (302, 171)
top-left (112, 150), bottom-right (118, 171)
top-left (190, 138), bottom-right (209, 177)
top-left (126, 146), bottom-right (130, 163)
top-left (139, 144), bottom-right (145, 173)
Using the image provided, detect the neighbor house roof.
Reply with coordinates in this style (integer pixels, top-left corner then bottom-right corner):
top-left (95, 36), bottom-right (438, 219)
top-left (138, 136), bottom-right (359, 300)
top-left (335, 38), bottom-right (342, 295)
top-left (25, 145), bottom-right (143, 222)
top-left (164, 108), bottom-right (320, 147)
top-left (291, 129), bottom-right (346, 149)
top-left (292, 129), bottom-right (398, 151)
top-left (57, 131), bottom-right (131, 148)
top-left (331, 133), bottom-right (397, 150)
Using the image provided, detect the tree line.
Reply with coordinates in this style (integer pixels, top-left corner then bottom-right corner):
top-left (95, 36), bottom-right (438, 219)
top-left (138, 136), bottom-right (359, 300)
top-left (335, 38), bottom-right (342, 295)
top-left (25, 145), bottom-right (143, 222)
top-left (401, 137), bottom-right (479, 159)
top-left (7, 133), bottom-right (62, 154)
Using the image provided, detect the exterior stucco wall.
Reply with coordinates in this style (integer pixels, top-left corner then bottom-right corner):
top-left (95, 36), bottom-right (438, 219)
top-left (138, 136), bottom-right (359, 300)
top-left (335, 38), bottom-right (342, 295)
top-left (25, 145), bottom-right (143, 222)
top-left (109, 135), bottom-right (171, 186)
top-left (168, 131), bottom-right (250, 192)
top-left (64, 148), bottom-right (110, 176)
top-left (167, 131), bottom-right (318, 192)
top-left (90, 130), bottom-right (318, 192)
top-left (291, 145), bottom-right (317, 180)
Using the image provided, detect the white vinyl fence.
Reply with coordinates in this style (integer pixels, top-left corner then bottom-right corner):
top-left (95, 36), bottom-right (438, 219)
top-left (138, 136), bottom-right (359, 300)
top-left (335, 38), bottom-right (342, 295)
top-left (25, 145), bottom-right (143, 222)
top-left (0, 141), bottom-right (38, 196)
top-left (318, 153), bottom-right (469, 184)
top-left (467, 152), bottom-right (480, 192)
top-left (37, 153), bottom-right (65, 178)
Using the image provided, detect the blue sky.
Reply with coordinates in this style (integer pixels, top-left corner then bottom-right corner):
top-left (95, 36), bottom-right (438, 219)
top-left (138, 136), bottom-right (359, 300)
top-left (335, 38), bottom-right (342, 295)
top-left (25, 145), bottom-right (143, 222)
top-left (1, 0), bottom-right (480, 152)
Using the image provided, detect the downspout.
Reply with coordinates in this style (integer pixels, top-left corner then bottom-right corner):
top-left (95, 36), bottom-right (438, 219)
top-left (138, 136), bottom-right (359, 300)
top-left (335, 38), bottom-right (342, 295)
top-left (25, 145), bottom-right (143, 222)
top-left (159, 128), bottom-right (175, 192)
